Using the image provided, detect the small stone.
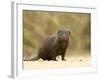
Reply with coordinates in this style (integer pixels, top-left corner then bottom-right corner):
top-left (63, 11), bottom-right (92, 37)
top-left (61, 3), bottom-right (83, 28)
top-left (80, 59), bottom-right (83, 61)
top-left (38, 58), bottom-right (44, 62)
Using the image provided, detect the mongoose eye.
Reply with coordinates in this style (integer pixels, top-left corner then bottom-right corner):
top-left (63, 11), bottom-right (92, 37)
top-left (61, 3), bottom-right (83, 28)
top-left (67, 31), bottom-right (71, 35)
top-left (58, 30), bottom-right (61, 35)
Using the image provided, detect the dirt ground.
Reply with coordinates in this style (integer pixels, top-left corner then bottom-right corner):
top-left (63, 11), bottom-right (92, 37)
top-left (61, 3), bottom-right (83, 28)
top-left (23, 52), bottom-right (91, 70)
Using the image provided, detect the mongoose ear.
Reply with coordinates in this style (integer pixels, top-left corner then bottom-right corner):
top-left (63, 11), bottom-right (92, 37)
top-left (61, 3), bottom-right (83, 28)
top-left (58, 30), bottom-right (61, 34)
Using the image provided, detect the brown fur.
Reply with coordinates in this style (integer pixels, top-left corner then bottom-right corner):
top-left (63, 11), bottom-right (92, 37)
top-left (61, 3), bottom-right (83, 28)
top-left (31, 29), bottom-right (70, 61)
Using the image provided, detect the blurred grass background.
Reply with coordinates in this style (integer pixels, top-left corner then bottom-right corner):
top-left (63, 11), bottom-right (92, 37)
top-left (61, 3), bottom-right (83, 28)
top-left (23, 10), bottom-right (91, 60)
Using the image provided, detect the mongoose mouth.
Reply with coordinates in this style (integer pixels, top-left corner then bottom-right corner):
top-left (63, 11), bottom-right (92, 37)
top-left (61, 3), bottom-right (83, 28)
top-left (58, 37), bottom-right (68, 42)
top-left (57, 40), bottom-right (68, 47)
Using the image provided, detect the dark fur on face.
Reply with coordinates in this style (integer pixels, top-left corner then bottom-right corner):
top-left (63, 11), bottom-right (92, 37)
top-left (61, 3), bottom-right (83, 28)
top-left (57, 30), bottom-right (70, 42)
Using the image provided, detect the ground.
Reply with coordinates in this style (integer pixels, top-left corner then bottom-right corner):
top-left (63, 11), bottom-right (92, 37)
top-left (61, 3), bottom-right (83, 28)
top-left (24, 52), bottom-right (91, 70)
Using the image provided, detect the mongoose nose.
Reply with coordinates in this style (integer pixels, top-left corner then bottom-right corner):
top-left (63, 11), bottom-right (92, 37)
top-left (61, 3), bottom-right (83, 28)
top-left (62, 35), bottom-right (67, 40)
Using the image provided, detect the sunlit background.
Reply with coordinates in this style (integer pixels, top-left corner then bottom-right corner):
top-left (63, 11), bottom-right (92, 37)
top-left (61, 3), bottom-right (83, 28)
top-left (23, 10), bottom-right (91, 61)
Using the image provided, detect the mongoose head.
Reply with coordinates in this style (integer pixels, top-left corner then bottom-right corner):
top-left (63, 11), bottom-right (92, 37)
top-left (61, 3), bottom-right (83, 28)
top-left (57, 29), bottom-right (70, 42)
